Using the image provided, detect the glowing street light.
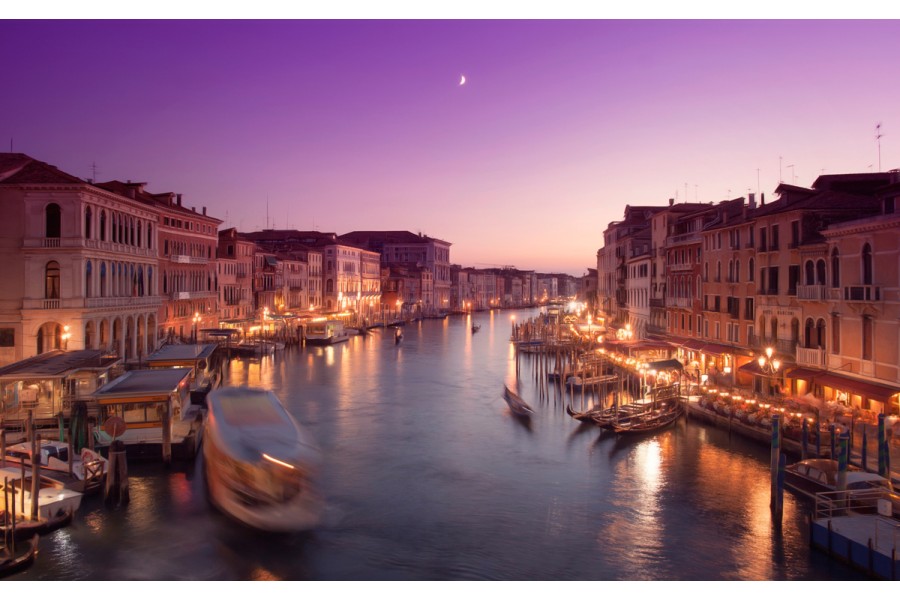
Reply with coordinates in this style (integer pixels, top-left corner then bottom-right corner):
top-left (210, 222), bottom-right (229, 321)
top-left (757, 347), bottom-right (783, 400)
top-left (62, 325), bottom-right (70, 350)
top-left (192, 312), bottom-right (200, 343)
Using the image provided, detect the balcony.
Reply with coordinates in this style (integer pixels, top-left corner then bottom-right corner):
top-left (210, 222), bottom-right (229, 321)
top-left (668, 232), bottom-right (701, 246)
top-left (796, 346), bottom-right (826, 369)
top-left (85, 295), bottom-right (163, 309)
top-left (24, 237), bottom-right (155, 258)
top-left (843, 285), bottom-right (880, 302)
top-left (668, 262), bottom-right (694, 272)
top-left (666, 297), bottom-right (692, 308)
top-left (170, 254), bottom-right (209, 264)
top-left (649, 298), bottom-right (665, 308)
top-left (170, 290), bottom-right (217, 301)
top-left (797, 284), bottom-right (825, 301)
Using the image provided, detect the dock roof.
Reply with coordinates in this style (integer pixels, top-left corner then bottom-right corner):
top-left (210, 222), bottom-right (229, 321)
top-left (0, 350), bottom-right (121, 380)
top-left (93, 368), bottom-right (192, 399)
top-left (146, 344), bottom-right (217, 364)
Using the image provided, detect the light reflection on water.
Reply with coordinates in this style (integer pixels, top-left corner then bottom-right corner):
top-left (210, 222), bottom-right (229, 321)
top-left (13, 309), bottom-right (865, 581)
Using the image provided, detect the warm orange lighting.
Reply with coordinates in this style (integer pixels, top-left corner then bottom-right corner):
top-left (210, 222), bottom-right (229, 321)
top-left (262, 453), bottom-right (294, 469)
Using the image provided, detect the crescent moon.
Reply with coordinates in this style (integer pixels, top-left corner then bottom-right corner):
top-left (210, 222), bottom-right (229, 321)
top-left (459, 75), bottom-right (466, 86)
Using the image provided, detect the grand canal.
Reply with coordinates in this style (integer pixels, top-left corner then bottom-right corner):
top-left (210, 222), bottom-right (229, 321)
top-left (12, 309), bottom-right (862, 581)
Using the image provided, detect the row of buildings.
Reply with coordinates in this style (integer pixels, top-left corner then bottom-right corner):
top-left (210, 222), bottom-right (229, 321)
top-left (588, 171), bottom-right (900, 417)
top-left (0, 153), bottom-right (576, 368)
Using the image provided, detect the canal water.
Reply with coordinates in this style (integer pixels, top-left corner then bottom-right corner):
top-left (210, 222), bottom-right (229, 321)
top-left (11, 309), bottom-right (864, 581)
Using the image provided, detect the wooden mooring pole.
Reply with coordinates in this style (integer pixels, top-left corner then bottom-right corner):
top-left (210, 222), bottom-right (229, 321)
top-left (770, 413), bottom-right (784, 524)
top-left (104, 439), bottom-right (130, 507)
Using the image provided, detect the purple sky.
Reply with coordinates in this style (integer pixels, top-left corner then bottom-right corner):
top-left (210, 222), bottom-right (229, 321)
top-left (2, 20), bottom-right (899, 275)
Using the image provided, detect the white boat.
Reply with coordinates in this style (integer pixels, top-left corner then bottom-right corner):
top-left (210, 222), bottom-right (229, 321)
top-left (0, 466), bottom-right (83, 521)
top-left (203, 386), bottom-right (325, 531)
top-left (4, 440), bottom-right (107, 487)
top-left (784, 458), bottom-right (894, 500)
top-left (305, 320), bottom-right (350, 345)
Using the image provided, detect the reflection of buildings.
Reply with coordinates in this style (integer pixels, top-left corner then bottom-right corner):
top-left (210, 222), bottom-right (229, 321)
top-left (0, 154), bottom-right (164, 364)
top-left (596, 172), bottom-right (900, 415)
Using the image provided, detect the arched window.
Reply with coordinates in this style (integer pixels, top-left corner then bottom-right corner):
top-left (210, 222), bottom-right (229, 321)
top-left (111, 214), bottom-right (118, 243)
top-left (804, 260), bottom-right (815, 285)
top-left (85, 260), bottom-right (93, 298)
top-left (100, 210), bottom-right (107, 241)
top-left (147, 223), bottom-right (152, 249)
top-left (770, 317), bottom-right (778, 342)
top-left (46, 203), bottom-right (61, 238)
top-left (816, 318), bottom-right (826, 349)
top-left (85, 205), bottom-right (92, 239)
top-left (36, 328), bottom-right (44, 354)
top-left (831, 248), bottom-right (840, 288)
top-left (862, 243), bottom-right (873, 285)
top-left (137, 266), bottom-right (144, 296)
top-left (748, 258), bottom-right (755, 282)
top-left (148, 266), bottom-right (153, 295)
top-left (816, 260), bottom-right (826, 285)
top-left (137, 220), bottom-right (142, 247)
top-left (804, 318), bottom-right (815, 347)
top-left (45, 261), bottom-right (60, 299)
top-left (100, 262), bottom-right (107, 296)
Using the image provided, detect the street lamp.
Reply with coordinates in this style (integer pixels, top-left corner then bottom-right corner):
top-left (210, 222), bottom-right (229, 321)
top-left (757, 347), bottom-right (782, 400)
top-left (62, 325), bottom-right (70, 351)
top-left (192, 312), bottom-right (200, 343)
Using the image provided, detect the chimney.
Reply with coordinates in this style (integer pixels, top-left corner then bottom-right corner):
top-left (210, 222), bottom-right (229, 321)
top-left (760, 193), bottom-right (765, 206)
top-left (669, 198), bottom-right (674, 206)
top-left (192, 206), bottom-right (196, 212)
top-left (202, 206), bottom-right (207, 216)
top-left (177, 193), bottom-right (182, 206)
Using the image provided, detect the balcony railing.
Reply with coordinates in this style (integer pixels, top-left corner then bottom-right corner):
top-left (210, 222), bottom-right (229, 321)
top-left (844, 285), bottom-right (880, 302)
top-left (170, 254), bottom-right (209, 264)
top-left (797, 284), bottom-right (825, 301)
top-left (796, 346), bottom-right (826, 369)
top-left (85, 295), bottom-right (163, 308)
top-left (171, 290), bottom-right (217, 301)
top-left (24, 237), bottom-right (155, 257)
top-left (668, 263), bottom-right (694, 272)
top-left (666, 297), bottom-right (692, 308)
top-left (668, 232), bottom-right (701, 246)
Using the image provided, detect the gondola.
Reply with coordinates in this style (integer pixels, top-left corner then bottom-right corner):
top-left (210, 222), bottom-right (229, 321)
top-left (0, 535), bottom-right (39, 579)
top-left (565, 404), bottom-right (606, 423)
top-left (472, 324), bottom-right (481, 333)
top-left (502, 386), bottom-right (535, 417)
top-left (609, 400), bottom-right (684, 435)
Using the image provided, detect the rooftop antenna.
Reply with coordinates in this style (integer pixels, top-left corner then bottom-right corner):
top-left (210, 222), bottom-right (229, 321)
top-left (89, 161), bottom-right (100, 182)
top-left (876, 123), bottom-right (883, 171)
top-left (786, 164), bottom-right (796, 185)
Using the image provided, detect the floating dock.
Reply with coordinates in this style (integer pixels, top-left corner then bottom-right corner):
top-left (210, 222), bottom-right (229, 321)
top-left (809, 491), bottom-right (900, 579)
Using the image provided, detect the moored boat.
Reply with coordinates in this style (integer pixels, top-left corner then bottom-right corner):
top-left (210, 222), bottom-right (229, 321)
top-left (305, 320), bottom-right (350, 345)
top-left (610, 399), bottom-right (683, 435)
top-left (784, 458), bottom-right (894, 501)
top-left (0, 535), bottom-right (39, 579)
top-left (203, 386), bottom-right (325, 532)
top-left (4, 440), bottom-right (107, 491)
top-left (0, 467), bottom-right (83, 521)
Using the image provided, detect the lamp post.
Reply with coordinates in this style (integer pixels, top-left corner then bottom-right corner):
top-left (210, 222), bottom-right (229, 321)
top-left (62, 325), bottom-right (70, 351)
top-left (192, 312), bottom-right (200, 344)
top-left (757, 347), bottom-right (782, 401)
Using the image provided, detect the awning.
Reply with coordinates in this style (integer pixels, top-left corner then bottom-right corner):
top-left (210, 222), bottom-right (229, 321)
top-left (700, 343), bottom-right (737, 356)
top-left (738, 361), bottom-right (766, 376)
top-left (786, 367), bottom-right (824, 380)
top-left (647, 358), bottom-right (683, 372)
top-left (813, 373), bottom-right (900, 403)
top-left (682, 339), bottom-right (705, 351)
top-left (628, 340), bottom-right (674, 352)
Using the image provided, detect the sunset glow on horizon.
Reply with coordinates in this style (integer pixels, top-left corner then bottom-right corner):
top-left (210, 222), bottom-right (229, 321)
top-left (2, 19), bottom-right (899, 274)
